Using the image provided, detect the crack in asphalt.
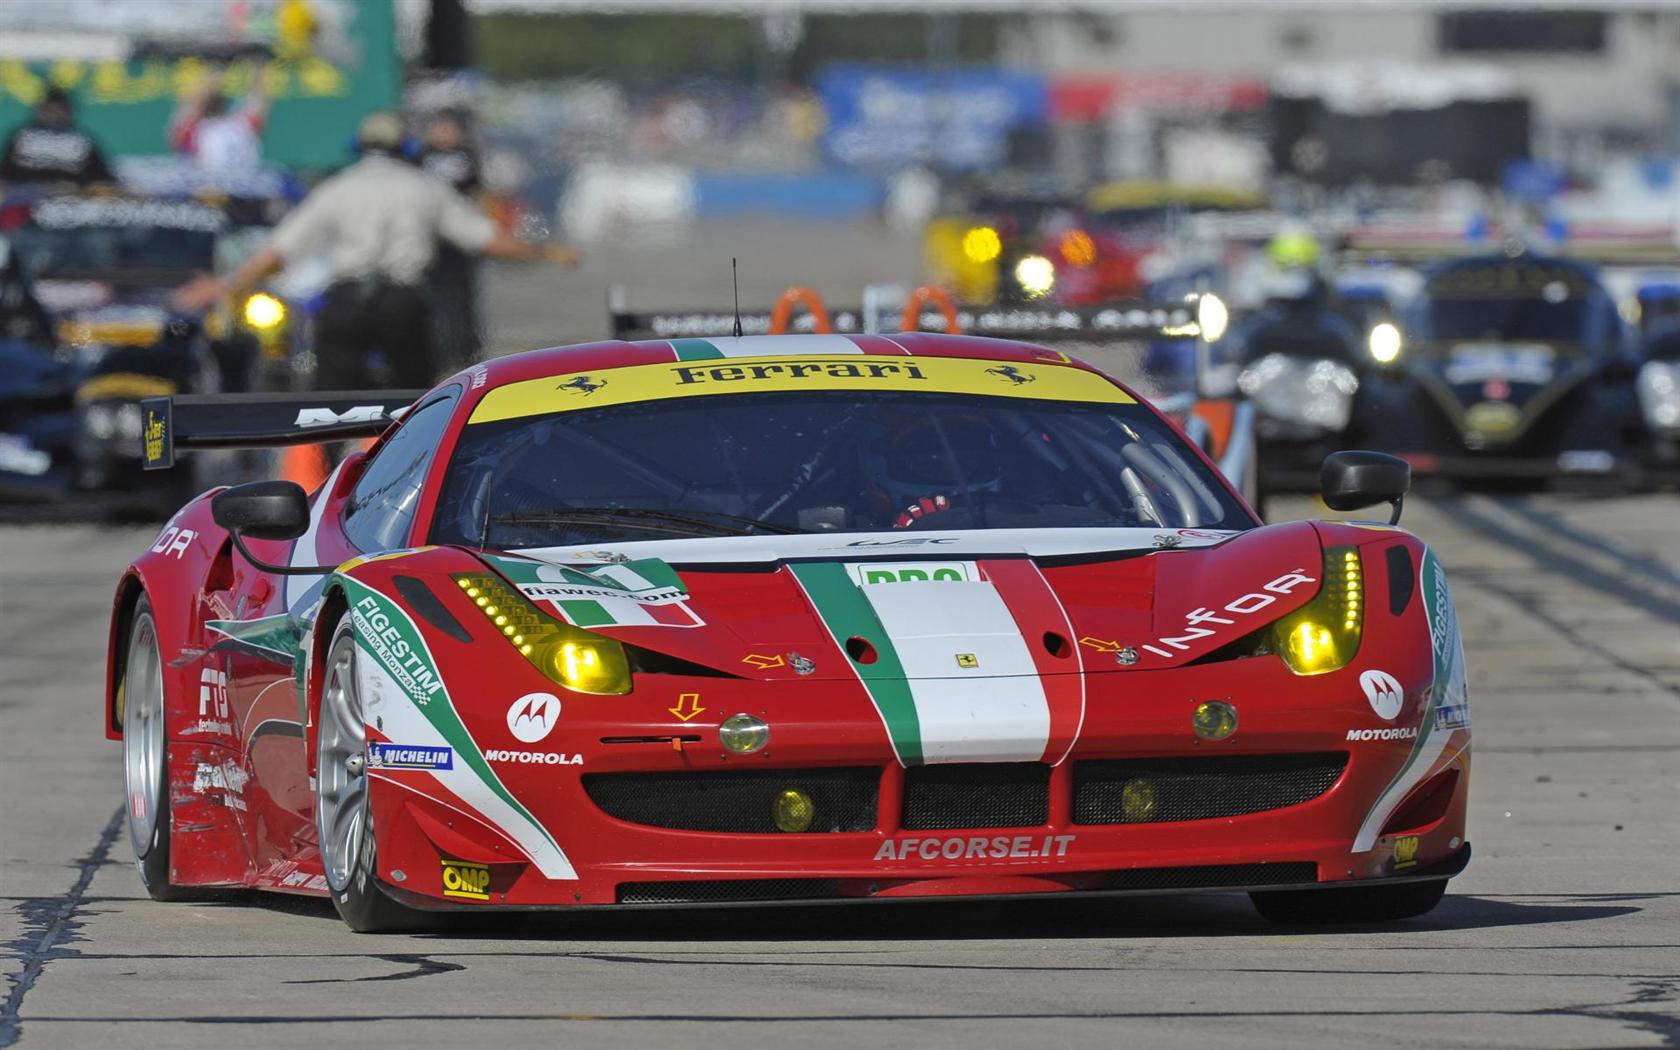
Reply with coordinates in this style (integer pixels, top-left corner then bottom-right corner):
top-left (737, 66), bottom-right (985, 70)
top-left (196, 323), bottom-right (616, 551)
top-left (0, 805), bottom-right (125, 1049)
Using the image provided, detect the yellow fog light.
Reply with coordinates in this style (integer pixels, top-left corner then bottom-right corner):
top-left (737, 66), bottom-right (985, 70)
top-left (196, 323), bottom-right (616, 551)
top-left (719, 713), bottom-right (770, 755)
top-left (1192, 700), bottom-right (1239, 741)
top-left (1120, 778), bottom-right (1157, 822)
top-left (242, 292), bottom-right (285, 330)
top-left (961, 225), bottom-right (1002, 264)
top-left (773, 789), bottom-right (814, 832)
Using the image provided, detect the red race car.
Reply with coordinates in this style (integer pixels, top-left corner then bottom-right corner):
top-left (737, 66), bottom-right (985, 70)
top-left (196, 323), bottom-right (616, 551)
top-left (108, 332), bottom-right (1469, 931)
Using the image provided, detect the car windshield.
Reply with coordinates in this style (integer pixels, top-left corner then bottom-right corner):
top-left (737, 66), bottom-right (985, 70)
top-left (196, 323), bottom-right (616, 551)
top-left (1419, 260), bottom-right (1606, 347)
top-left (432, 390), bottom-right (1250, 548)
top-left (9, 224), bottom-right (217, 278)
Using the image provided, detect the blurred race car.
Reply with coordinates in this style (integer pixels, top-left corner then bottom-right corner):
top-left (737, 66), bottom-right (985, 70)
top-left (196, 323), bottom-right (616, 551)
top-left (0, 191), bottom-right (232, 509)
top-left (112, 334), bottom-right (1469, 931)
top-left (1229, 248), bottom-right (1671, 487)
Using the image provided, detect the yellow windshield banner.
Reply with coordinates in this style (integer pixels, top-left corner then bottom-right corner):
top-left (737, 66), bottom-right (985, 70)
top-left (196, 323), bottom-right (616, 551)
top-left (470, 355), bottom-right (1132, 424)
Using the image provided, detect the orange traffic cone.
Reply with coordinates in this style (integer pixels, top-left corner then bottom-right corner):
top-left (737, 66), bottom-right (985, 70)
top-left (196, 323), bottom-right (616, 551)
top-left (280, 442), bottom-right (330, 492)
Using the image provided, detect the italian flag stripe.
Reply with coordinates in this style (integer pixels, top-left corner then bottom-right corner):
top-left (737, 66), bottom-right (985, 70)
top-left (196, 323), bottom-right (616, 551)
top-left (845, 334), bottom-right (914, 354)
top-left (790, 562), bottom-right (923, 765)
top-left (557, 599), bottom-right (613, 627)
top-left (670, 338), bottom-right (723, 360)
top-left (980, 559), bottom-right (1086, 765)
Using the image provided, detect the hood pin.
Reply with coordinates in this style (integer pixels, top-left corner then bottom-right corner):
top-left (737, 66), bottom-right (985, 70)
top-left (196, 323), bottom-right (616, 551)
top-left (789, 652), bottom-right (816, 676)
top-left (1115, 647), bottom-right (1139, 666)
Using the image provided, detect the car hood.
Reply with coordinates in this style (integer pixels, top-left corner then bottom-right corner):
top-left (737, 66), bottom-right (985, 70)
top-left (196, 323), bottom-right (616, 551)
top-left (1409, 340), bottom-right (1592, 444)
top-left (483, 522), bottom-right (1328, 679)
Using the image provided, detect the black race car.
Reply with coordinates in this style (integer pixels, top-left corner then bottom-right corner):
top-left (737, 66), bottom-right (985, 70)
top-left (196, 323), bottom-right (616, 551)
top-left (1232, 250), bottom-right (1666, 488)
top-left (0, 191), bottom-right (225, 511)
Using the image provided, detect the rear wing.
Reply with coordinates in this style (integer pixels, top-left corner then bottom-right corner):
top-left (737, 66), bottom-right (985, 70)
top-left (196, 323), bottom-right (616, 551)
top-left (140, 390), bottom-right (428, 469)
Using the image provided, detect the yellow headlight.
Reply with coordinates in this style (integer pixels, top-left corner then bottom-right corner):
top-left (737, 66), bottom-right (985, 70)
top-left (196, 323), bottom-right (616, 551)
top-left (242, 293), bottom-right (286, 330)
top-left (454, 573), bottom-right (631, 695)
top-left (1271, 546), bottom-right (1364, 676)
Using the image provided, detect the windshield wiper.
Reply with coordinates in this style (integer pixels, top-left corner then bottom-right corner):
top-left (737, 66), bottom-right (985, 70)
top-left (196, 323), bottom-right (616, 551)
top-left (490, 506), bottom-right (802, 538)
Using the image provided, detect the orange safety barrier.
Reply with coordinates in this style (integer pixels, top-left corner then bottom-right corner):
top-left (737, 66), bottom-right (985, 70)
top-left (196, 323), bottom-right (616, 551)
top-left (1189, 399), bottom-right (1237, 460)
top-left (768, 286), bottom-right (833, 335)
top-left (899, 285), bottom-right (961, 334)
top-left (280, 442), bottom-right (330, 493)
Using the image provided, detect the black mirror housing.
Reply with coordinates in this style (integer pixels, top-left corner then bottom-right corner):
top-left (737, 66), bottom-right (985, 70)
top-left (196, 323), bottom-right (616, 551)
top-left (1321, 450), bottom-right (1411, 523)
top-left (211, 480), bottom-right (311, 542)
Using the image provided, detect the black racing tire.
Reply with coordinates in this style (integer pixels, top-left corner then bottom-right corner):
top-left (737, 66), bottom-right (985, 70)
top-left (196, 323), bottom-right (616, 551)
top-left (1250, 878), bottom-right (1448, 924)
top-left (121, 597), bottom-right (201, 902)
top-left (317, 612), bottom-right (436, 933)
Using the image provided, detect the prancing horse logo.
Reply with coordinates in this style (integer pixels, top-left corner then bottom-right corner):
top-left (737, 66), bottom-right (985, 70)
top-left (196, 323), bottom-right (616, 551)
top-left (559, 375), bottom-right (607, 396)
top-left (986, 364), bottom-right (1036, 386)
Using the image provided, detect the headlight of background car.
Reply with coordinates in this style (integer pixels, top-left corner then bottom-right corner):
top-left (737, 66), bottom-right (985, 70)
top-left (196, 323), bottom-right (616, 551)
top-left (1238, 353), bottom-right (1359, 432)
top-left (1637, 360), bottom-right (1680, 432)
top-left (1271, 546), bottom-right (1363, 676)
top-left (1013, 255), bottom-right (1056, 299)
top-left (453, 572), bottom-right (632, 695)
top-left (1367, 322), bottom-right (1402, 364)
top-left (81, 401), bottom-right (144, 442)
top-left (1196, 293), bottom-right (1229, 343)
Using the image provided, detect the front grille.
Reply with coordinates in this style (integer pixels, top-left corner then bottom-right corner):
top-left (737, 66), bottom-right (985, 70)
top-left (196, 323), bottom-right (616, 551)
top-left (1073, 753), bottom-right (1347, 825)
top-left (1104, 861), bottom-right (1317, 891)
top-left (618, 879), bottom-right (838, 905)
top-left (583, 768), bottom-right (878, 833)
top-left (901, 763), bottom-right (1050, 830)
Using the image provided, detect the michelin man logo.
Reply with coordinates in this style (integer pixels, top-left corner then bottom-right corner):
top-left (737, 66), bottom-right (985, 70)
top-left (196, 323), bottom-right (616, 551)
top-left (1359, 669), bottom-right (1405, 721)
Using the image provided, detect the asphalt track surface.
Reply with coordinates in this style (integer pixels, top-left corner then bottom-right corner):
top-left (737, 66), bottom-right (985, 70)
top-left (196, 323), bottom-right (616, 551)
top-left (4, 225), bottom-right (1680, 1048)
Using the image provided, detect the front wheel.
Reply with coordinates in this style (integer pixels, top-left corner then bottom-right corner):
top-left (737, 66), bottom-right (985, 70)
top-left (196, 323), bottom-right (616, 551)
top-left (1250, 878), bottom-right (1448, 924)
top-left (316, 612), bottom-right (433, 933)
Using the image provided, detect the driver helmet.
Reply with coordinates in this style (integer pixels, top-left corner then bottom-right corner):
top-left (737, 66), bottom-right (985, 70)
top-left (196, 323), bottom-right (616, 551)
top-left (859, 414), bottom-right (1006, 518)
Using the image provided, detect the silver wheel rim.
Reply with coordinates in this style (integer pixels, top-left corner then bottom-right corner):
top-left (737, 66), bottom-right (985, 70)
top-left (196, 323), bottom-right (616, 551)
top-left (122, 614), bottom-right (165, 860)
top-left (317, 631), bottom-right (367, 894)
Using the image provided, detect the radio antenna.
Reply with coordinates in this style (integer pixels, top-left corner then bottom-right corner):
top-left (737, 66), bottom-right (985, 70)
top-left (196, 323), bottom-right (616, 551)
top-left (732, 257), bottom-right (743, 337)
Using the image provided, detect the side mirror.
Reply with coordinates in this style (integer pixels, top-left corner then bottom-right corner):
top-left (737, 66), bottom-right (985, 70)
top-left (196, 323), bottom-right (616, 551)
top-left (210, 480), bottom-right (332, 575)
top-left (1321, 450), bottom-right (1410, 524)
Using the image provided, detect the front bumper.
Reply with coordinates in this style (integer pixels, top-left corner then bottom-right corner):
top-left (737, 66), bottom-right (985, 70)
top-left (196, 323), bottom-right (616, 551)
top-left (367, 657), bottom-right (1471, 910)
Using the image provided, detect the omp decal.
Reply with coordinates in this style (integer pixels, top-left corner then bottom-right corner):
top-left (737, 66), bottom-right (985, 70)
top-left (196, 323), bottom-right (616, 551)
top-left (792, 560), bottom-right (1082, 766)
top-left (470, 354), bottom-right (1133, 423)
top-left (669, 335), bottom-right (865, 360)
top-left (342, 577), bottom-right (577, 880)
top-left (1352, 547), bottom-right (1470, 852)
top-left (440, 859), bottom-right (490, 900)
top-left (488, 554), bottom-right (703, 628)
top-left (874, 833), bottom-right (1076, 862)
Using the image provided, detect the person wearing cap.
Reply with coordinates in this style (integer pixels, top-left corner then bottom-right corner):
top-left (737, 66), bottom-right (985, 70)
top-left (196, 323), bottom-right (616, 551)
top-left (174, 110), bottom-right (573, 390)
top-left (0, 87), bottom-right (114, 186)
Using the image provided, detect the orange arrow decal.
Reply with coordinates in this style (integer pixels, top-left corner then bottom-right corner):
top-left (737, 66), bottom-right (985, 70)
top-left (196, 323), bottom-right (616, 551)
top-left (741, 653), bottom-right (786, 669)
top-left (669, 692), bottom-right (706, 722)
top-left (1078, 636), bottom-right (1125, 653)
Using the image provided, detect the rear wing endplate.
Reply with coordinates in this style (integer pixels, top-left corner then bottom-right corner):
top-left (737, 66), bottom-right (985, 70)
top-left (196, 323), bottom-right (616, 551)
top-left (140, 390), bottom-right (428, 469)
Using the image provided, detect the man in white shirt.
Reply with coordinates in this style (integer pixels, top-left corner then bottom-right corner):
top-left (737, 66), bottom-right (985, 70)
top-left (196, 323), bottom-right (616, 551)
top-left (175, 111), bottom-right (572, 389)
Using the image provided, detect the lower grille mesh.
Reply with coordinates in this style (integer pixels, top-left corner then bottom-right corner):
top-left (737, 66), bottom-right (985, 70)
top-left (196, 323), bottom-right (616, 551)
top-left (901, 763), bottom-right (1051, 830)
top-left (583, 768), bottom-right (878, 833)
top-left (618, 879), bottom-right (838, 905)
top-left (1073, 753), bottom-right (1348, 825)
